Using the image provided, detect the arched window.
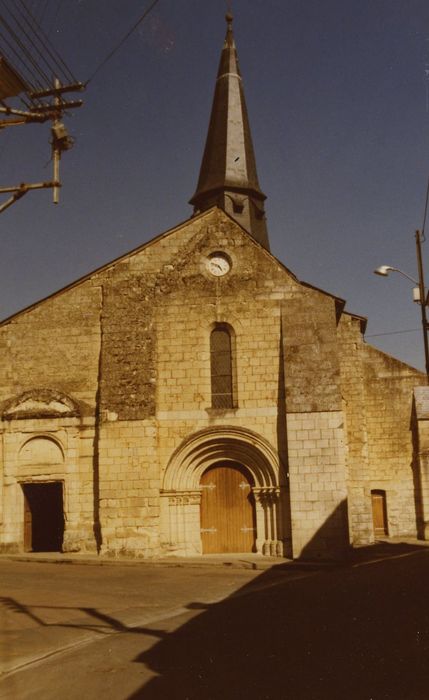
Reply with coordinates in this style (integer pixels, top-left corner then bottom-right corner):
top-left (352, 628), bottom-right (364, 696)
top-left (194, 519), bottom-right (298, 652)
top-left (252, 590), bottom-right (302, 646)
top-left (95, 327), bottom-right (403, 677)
top-left (210, 325), bottom-right (233, 408)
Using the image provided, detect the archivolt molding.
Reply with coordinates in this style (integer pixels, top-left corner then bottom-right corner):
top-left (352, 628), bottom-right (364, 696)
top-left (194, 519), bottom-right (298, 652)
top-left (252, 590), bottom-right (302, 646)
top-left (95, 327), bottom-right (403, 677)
top-left (208, 311), bottom-right (244, 334)
top-left (2, 389), bottom-right (80, 420)
top-left (163, 425), bottom-right (284, 492)
top-left (18, 434), bottom-right (65, 463)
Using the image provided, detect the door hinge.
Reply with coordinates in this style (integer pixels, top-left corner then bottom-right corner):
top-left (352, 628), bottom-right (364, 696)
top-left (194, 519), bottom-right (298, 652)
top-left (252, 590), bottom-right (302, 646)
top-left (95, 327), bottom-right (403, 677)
top-left (201, 527), bottom-right (217, 533)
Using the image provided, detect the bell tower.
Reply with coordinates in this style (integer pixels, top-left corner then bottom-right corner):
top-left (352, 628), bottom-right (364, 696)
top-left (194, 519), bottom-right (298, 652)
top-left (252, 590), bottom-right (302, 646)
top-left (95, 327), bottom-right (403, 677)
top-left (190, 13), bottom-right (270, 250)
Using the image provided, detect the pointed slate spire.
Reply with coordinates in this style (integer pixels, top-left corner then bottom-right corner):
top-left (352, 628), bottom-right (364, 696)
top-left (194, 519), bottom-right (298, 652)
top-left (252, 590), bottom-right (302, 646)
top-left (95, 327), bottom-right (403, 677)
top-left (190, 13), bottom-right (270, 250)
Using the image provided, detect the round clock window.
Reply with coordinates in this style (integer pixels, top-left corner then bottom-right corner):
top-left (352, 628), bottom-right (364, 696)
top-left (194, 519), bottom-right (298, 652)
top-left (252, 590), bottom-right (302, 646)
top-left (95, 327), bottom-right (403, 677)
top-left (206, 253), bottom-right (231, 277)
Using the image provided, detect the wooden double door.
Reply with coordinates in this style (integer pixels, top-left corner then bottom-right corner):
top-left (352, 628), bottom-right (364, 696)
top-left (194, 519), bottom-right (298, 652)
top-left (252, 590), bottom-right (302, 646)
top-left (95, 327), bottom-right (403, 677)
top-left (200, 463), bottom-right (256, 554)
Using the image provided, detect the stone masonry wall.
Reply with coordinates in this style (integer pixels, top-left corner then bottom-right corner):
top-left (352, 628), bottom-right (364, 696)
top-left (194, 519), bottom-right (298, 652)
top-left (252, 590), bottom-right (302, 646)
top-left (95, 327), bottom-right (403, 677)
top-left (413, 387), bottom-right (429, 539)
top-left (362, 345), bottom-right (424, 537)
top-left (338, 314), bottom-right (373, 545)
top-left (92, 213), bottom-right (221, 421)
top-left (97, 419), bottom-right (159, 557)
top-left (92, 209), bottom-right (296, 554)
top-left (0, 283), bottom-right (102, 552)
top-left (1, 206), bottom-right (422, 557)
top-left (149, 211), bottom-right (296, 556)
top-left (0, 417), bottom-right (96, 552)
top-left (285, 411), bottom-right (348, 558)
top-left (0, 284), bottom-right (102, 414)
top-left (282, 295), bottom-right (349, 559)
top-left (282, 293), bottom-right (342, 413)
top-left (339, 318), bottom-right (424, 543)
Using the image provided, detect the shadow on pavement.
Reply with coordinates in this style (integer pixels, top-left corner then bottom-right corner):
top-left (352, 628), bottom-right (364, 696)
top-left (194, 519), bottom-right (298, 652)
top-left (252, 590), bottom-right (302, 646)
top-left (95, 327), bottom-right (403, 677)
top-left (347, 539), bottom-right (429, 564)
top-left (125, 542), bottom-right (429, 699)
top-left (2, 541), bottom-right (429, 698)
top-left (0, 596), bottom-right (169, 639)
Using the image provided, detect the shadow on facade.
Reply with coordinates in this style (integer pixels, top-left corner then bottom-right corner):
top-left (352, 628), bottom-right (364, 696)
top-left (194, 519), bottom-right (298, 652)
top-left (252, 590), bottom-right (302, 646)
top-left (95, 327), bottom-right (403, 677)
top-left (92, 306), bottom-right (104, 554)
top-left (411, 401), bottom-right (425, 539)
top-left (124, 542), bottom-right (429, 699)
top-left (299, 499), bottom-right (350, 561)
top-left (277, 326), bottom-right (292, 557)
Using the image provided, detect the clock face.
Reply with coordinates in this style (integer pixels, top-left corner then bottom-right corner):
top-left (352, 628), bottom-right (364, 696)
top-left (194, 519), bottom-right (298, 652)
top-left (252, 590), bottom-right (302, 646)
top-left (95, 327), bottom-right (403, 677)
top-left (207, 253), bottom-right (231, 277)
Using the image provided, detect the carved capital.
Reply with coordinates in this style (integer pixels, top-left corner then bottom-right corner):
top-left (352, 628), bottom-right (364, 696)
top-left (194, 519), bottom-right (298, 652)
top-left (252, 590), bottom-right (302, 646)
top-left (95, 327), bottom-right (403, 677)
top-left (161, 489), bottom-right (201, 507)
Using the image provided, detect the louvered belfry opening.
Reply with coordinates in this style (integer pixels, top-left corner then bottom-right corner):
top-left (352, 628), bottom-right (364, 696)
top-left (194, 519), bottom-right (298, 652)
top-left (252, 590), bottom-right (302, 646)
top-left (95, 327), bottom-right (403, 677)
top-left (210, 325), bottom-right (233, 408)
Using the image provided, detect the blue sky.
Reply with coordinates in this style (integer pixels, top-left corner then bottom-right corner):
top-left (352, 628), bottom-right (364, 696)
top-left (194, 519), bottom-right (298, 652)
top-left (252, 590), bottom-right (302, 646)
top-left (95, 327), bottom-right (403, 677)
top-left (1, 0), bottom-right (429, 370)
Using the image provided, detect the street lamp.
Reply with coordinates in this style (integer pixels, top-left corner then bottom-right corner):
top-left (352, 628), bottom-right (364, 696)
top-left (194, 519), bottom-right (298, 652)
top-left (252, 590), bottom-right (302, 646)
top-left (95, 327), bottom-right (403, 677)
top-left (374, 230), bottom-right (429, 379)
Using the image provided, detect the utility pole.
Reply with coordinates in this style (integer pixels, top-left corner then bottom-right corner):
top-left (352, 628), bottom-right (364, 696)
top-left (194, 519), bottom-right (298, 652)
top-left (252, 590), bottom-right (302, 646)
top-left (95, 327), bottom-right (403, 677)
top-left (374, 230), bottom-right (429, 380)
top-left (0, 77), bottom-right (84, 213)
top-left (415, 229), bottom-right (429, 380)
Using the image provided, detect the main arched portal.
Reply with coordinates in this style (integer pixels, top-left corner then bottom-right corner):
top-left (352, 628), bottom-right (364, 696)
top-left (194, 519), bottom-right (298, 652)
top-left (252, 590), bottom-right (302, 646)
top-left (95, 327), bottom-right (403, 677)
top-left (200, 462), bottom-right (256, 553)
top-left (160, 426), bottom-right (288, 557)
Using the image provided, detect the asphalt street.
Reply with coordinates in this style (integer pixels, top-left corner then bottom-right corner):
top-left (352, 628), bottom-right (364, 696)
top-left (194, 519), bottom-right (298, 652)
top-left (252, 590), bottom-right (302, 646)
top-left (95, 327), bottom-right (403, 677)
top-left (1, 543), bottom-right (429, 699)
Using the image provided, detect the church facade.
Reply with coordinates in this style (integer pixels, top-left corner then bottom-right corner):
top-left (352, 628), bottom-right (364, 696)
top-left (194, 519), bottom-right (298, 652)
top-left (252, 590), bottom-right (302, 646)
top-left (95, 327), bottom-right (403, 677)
top-left (0, 16), bottom-right (427, 560)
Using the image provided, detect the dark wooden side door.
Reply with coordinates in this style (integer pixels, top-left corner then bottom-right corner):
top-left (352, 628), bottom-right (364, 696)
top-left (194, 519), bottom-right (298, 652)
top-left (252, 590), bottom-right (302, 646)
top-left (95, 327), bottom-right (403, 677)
top-left (23, 490), bottom-right (32, 552)
top-left (22, 483), bottom-right (64, 552)
top-left (200, 463), bottom-right (256, 554)
top-left (371, 490), bottom-right (388, 536)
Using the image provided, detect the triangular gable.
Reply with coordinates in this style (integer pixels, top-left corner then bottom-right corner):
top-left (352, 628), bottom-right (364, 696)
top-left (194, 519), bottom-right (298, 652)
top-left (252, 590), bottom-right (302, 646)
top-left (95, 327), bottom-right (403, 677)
top-left (1, 206), bottom-right (349, 327)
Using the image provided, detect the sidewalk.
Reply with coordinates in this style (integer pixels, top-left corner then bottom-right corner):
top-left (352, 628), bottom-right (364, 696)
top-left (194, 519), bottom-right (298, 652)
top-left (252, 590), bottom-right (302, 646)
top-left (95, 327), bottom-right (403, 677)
top-left (0, 550), bottom-right (288, 571)
top-left (1, 536), bottom-right (428, 571)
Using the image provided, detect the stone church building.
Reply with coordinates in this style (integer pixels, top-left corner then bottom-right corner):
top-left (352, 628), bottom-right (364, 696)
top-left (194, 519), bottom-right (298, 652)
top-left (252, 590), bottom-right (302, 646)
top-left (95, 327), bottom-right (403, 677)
top-left (1, 15), bottom-right (428, 560)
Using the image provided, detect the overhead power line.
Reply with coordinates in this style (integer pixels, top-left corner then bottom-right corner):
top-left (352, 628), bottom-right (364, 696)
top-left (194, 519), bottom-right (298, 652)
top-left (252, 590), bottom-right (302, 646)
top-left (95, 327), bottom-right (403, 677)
top-left (46, 1), bottom-right (62, 40)
top-left (3, 2), bottom-right (55, 84)
top-left (1, 0), bottom-right (162, 96)
top-left (421, 176), bottom-right (429, 242)
top-left (0, 0), bottom-right (76, 97)
top-left (37, 0), bottom-right (49, 26)
top-left (0, 7), bottom-right (49, 89)
top-left (0, 25), bottom-right (44, 90)
top-left (85, 0), bottom-right (161, 86)
top-left (15, 0), bottom-right (76, 82)
top-left (366, 328), bottom-right (420, 338)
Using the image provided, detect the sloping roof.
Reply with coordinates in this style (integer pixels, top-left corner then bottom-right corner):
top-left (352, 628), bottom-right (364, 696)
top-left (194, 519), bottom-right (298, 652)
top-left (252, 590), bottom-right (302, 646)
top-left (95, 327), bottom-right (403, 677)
top-left (0, 56), bottom-right (28, 99)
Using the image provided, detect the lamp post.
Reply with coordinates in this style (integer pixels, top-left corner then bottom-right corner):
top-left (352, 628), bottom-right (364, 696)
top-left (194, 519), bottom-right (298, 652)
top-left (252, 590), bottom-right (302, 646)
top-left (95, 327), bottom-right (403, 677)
top-left (374, 230), bottom-right (429, 380)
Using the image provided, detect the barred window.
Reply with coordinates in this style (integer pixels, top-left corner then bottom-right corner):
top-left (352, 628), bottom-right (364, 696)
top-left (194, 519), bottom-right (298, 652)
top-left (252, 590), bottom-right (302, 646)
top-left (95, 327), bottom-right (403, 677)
top-left (210, 326), bottom-right (233, 408)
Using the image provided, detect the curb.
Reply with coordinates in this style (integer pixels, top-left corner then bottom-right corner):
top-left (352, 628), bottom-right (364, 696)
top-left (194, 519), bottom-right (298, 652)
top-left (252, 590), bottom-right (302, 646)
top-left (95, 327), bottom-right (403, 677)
top-left (0, 553), bottom-right (288, 571)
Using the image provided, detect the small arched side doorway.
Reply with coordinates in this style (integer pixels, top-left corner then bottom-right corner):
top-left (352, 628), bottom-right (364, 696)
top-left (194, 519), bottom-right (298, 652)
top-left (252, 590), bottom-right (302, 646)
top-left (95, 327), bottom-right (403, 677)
top-left (200, 462), bottom-right (256, 553)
